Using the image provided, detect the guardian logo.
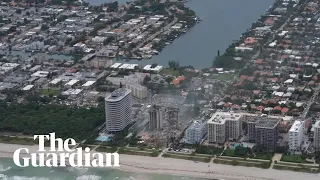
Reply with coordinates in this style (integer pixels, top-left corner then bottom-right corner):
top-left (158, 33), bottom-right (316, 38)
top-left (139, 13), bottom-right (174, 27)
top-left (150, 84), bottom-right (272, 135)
top-left (13, 133), bottom-right (120, 167)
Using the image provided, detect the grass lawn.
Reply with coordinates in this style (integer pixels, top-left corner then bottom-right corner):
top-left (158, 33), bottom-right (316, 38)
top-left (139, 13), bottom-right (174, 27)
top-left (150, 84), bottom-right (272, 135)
top-left (118, 148), bottom-right (160, 157)
top-left (222, 149), bottom-right (236, 156)
top-left (163, 153), bottom-right (211, 163)
top-left (214, 74), bottom-right (234, 81)
top-left (254, 153), bottom-right (274, 160)
top-left (281, 154), bottom-right (308, 163)
top-left (160, 68), bottom-right (181, 76)
top-left (41, 89), bottom-right (59, 96)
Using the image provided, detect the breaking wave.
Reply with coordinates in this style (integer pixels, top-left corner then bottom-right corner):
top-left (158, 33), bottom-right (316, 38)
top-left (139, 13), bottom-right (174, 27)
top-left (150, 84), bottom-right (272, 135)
top-left (68, 166), bottom-right (89, 175)
top-left (0, 175), bottom-right (55, 180)
top-left (75, 175), bottom-right (102, 180)
top-left (0, 165), bottom-right (11, 172)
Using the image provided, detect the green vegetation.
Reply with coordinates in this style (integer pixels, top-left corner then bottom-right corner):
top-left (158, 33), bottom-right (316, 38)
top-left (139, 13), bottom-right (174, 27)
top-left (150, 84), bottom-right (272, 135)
top-left (162, 153), bottom-right (211, 163)
top-left (316, 151), bottom-right (320, 164)
top-left (0, 101), bottom-right (105, 141)
top-left (222, 146), bottom-right (252, 157)
top-left (168, 61), bottom-right (180, 70)
top-left (281, 154), bottom-right (309, 163)
top-left (254, 153), bottom-right (274, 160)
top-left (222, 146), bottom-right (273, 160)
top-left (213, 55), bottom-right (245, 69)
top-left (160, 68), bottom-right (181, 76)
top-left (273, 164), bottom-right (320, 173)
top-left (41, 89), bottom-right (59, 96)
top-left (213, 158), bottom-right (271, 169)
top-left (118, 148), bottom-right (160, 157)
top-left (222, 149), bottom-right (237, 156)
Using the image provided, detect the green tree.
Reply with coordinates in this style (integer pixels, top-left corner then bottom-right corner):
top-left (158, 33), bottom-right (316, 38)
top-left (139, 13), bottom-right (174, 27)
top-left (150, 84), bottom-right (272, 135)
top-left (168, 61), bottom-right (179, 70)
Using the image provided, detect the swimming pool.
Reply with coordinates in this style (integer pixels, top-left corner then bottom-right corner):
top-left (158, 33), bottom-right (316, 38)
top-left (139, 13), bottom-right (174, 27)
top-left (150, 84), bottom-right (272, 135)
top-left (232, 143), bottom-right (247, 149)
top-left (96, 135), bottom-right (113, 142)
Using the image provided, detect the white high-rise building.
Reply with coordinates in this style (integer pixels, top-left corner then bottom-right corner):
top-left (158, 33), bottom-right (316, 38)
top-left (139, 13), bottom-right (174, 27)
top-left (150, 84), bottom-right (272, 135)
top-left (288, 120), bottom-right (304, 152)
top-left (207, 112), bottom-right (243, 144)
top-left (105, 88), bottom-right (132, 132)
top-left (314, 120), bottom-right (320, 151)
top-left (185, 120), bottom-right (207, 144)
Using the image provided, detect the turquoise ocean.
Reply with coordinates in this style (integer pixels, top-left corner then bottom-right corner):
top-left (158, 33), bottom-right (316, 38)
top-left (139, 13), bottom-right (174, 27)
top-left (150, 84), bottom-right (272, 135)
top-left (0, 157), bottom-right (206, 180)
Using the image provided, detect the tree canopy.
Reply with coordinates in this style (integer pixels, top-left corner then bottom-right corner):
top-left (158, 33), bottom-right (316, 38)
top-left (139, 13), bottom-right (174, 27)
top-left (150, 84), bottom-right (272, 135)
top-left (0, 101), bottom-right (105, 141)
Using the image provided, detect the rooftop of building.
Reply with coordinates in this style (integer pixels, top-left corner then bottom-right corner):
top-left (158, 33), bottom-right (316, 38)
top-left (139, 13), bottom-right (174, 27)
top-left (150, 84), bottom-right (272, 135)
top-left (105, 88), bottom-right (131, 102)
top-left (164, 106), bottom-right (180, 112)
top-left (315, 120), bottom-right (320, 129)
top-left (148, 104), bottom-right (163, 112)
top-left (207, 112), bottom-right (243, 125)
top-left (126, 83), bottom-right (147, 90)
top-left (247, 116), bottom-right (280, 129)
top-left (188, 120), bottom-right (206, 130)
top-left (289, 120), bottom-right (304, 132)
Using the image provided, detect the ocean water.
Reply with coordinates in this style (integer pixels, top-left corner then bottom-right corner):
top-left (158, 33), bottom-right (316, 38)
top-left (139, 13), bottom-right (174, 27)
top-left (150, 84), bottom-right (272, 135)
top-left (0, 158), bottom-right (206, 180)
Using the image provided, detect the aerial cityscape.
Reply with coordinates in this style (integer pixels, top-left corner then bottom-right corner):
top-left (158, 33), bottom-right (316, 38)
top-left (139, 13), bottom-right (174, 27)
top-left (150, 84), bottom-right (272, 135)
top-left (1, 0), bottom-right (320, 179)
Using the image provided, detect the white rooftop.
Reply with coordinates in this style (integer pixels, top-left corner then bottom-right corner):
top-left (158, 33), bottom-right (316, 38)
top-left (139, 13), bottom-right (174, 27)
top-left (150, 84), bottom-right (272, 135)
top-left (143, 65), bottom-right (163, 72)
top-left (207, 112), bottom-right (243, 125)
top-left (65, 79), bottom-right (79, 86)
top-left (119, 64), bottom-right (130, 69)
top-left (31, 71), bottom-right (49, 78)
top-left (62, 89), bottom-right (83, 95)
top-left (82, 81), bottom-right (96, 87)
top-left (127, 64), bottom-right (138, 70)
top-left (21, 85), bottom-right (34, 91)
top-left (315, 120), bottom-right (320, 129)
top-left (289, 120), bottom-right (303, 132)
top-left (49, 78), bottom-right (62, 85)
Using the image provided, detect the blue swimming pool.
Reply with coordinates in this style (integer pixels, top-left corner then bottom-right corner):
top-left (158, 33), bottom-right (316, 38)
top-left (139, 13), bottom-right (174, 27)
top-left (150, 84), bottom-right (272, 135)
top-left (232, 144), bottom-right (247, 149)
top-left (96, 135), bottom-right (113, 142)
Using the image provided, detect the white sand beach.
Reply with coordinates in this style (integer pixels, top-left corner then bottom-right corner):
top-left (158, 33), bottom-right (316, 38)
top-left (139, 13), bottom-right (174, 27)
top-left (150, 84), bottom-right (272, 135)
top-left (0, 143), bottom-right (319, 180)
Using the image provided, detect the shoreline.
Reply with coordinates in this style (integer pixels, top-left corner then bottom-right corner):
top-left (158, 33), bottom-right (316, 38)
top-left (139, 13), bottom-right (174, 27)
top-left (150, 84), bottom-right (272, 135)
top-left (0, 143), bottom-right (320, 180)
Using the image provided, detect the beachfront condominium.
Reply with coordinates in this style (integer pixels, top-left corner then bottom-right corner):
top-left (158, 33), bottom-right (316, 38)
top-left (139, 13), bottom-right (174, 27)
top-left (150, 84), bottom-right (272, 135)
top-left (288, 120), bottom-right (304, 152)
top-left (185, 120), bottom-right (207, 144)
top-left (314, 120), bottom-right (320, 151)
top-left (105, 88), bottom-right (132, 132)
top-left (207, 112), bottom-right (243, 144)
top-left (148, 105), bottom-right (164, 130)
top-left (247, 116), bottom-right (280, 150)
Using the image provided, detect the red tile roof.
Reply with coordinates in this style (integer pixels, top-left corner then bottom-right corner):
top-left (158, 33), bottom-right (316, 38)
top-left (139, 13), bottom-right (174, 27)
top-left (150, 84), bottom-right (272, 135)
top-left (274, 106), bottom-right (282, 111)
top-left (281, 107), bottom-right (289, 113)
top-left (255, 59), bottom-right (263, 64)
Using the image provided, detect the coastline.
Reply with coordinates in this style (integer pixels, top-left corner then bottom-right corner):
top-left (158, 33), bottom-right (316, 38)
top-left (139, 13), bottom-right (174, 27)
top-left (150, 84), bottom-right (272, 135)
top-left (0, 143), bottom-right (320, 180)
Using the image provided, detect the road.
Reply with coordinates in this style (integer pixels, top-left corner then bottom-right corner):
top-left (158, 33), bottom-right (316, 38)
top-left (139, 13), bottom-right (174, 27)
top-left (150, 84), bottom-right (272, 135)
top-left (302, 87), bottom-right (319, 118)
